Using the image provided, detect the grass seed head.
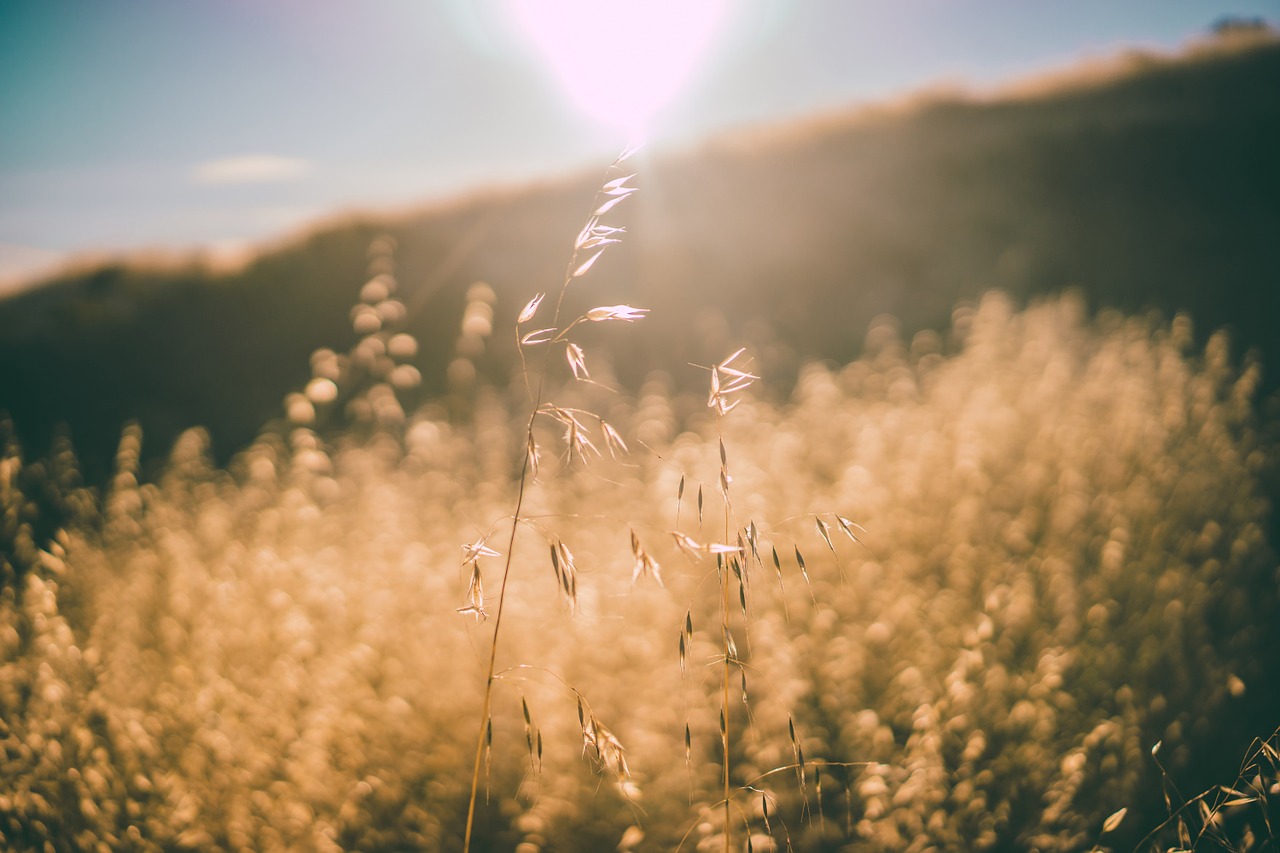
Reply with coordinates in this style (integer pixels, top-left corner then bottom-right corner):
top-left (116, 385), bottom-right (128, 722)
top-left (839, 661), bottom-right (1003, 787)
top-left (586, 304), bottom-right (648, 323)
top-left (517, 292), bottom-right (545, 324)
top-left (601, 421), bottom-right (628, 459)
top-left (566, 342), bottom-right (589, 380)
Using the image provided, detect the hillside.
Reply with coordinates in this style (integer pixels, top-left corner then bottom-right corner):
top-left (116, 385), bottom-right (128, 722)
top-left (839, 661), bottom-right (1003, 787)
top-left (1, 34), bottom-right (1278, 475)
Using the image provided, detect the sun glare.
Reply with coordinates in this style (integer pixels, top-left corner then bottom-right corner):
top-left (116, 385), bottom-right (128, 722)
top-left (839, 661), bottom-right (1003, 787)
top-left (508, 0), bottom-right (729, 137)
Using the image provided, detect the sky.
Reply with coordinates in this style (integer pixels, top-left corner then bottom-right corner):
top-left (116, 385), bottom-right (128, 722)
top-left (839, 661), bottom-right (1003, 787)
top-left (0, 0), bottom-right (1276, 287)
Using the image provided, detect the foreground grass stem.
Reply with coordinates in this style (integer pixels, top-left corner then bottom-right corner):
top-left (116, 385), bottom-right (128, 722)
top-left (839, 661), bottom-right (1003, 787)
top-left (462, 146), bottom-right (641, 853)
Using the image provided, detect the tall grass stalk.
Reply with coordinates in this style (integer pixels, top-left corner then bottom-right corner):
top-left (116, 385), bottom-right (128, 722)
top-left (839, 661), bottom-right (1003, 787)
top-left (462, 144), bottom-right (643, 852)
top-left (710, 352), bottom-right (756, 853)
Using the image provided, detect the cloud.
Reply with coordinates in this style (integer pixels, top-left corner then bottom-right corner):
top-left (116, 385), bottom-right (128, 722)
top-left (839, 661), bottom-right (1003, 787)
top-left (192, 155), bottom-right (313, 186)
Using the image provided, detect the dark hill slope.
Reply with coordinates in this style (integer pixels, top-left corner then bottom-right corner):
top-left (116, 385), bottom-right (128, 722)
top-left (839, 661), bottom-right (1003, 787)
top-left (1, 36), bottom-right (1277, 474)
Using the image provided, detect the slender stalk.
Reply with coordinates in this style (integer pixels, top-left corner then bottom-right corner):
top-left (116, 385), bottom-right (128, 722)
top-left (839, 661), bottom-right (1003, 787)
top-left (462, 150), bottom-right (636, 853)
top-left (719, 423), bottom-right (732, 853)
top-left (702, 350), bottom-right (758, 850)
top-left (462, 406), bottom-right (539, 851)
top-left (705, 353), bottom-right (754, 853)
top-left (721, 552), bottom-right (731, 853)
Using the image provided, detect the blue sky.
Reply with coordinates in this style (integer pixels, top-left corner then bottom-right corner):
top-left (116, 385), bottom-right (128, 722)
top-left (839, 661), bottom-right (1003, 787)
top-left (0, 0), bottom-right (1275, 286)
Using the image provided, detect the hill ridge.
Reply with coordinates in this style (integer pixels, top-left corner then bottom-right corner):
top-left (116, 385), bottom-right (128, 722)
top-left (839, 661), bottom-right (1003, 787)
top-left (1, 34), bottom-right (1277, 475)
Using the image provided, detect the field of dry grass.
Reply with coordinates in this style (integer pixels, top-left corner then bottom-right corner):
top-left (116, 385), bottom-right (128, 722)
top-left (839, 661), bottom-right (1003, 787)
top-left (2, 283), bottom-right (1276, 851)
top-left (2, 32), bottom-right (1279, 853)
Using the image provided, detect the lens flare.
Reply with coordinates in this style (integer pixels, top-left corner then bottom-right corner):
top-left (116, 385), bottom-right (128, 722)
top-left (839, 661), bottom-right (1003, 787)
top-left (508, 0), bottom-right (728, 136)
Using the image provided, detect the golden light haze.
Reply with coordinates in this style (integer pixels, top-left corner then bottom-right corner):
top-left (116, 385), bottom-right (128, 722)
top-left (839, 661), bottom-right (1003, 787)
top-left (508, 0), bottom-right (730, 136)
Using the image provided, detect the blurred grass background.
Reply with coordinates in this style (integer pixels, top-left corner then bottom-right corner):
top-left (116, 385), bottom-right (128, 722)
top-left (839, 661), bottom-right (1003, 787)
top-left (2, 292), bottom-right (1276, 850)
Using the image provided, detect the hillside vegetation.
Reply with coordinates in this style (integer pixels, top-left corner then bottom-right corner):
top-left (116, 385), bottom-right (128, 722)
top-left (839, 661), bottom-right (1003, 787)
top-left (1, 35), bottom-right (1277, 475)
top-left (2, 290), bottom-right (1277, 851)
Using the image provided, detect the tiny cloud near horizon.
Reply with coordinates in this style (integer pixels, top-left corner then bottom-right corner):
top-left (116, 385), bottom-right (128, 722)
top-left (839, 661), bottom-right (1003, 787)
top-left (193, 155), bottom-right (315, 187)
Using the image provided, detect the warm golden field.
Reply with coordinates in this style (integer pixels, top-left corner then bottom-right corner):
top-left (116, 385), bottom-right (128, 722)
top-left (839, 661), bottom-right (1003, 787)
top-left (3, 284), bottom-right (1276, 851)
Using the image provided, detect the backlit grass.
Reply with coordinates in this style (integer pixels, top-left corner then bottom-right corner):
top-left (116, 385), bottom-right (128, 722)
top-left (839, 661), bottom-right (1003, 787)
top-left (1, 291), bottom-right (1276, 851)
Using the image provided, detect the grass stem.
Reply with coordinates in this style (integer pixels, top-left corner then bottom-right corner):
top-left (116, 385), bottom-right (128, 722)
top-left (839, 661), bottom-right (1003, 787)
top-left (462, 150), bottom-right (637, 853)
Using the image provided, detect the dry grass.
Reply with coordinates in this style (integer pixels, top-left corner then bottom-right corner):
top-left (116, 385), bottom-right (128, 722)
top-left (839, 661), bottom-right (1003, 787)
top-left (1, 274), bottom-right (1276, 850)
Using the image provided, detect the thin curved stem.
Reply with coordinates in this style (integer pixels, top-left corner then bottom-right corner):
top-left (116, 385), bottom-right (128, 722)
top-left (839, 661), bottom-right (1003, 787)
top-left (462, 150), bottom-right (635, 853)
top-left (719, 421), bottom-right (732, 853)
top-left (722, 556), bottom-right (731, 853)
top-left (462, 404), bottom-right (539, 851)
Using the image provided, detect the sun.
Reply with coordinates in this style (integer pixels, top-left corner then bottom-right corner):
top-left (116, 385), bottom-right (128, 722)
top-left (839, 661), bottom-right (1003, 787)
top-left (507, 0), bottom-right (729, 138)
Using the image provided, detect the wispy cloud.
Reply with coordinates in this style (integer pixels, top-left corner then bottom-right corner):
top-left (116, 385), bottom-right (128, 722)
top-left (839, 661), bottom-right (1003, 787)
top-left (192, 155), bottom-right (313, 186)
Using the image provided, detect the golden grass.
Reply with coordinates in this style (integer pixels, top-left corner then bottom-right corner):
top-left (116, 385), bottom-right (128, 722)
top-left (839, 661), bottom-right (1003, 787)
top-left (1, 278), bottom-right (1275, 850)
